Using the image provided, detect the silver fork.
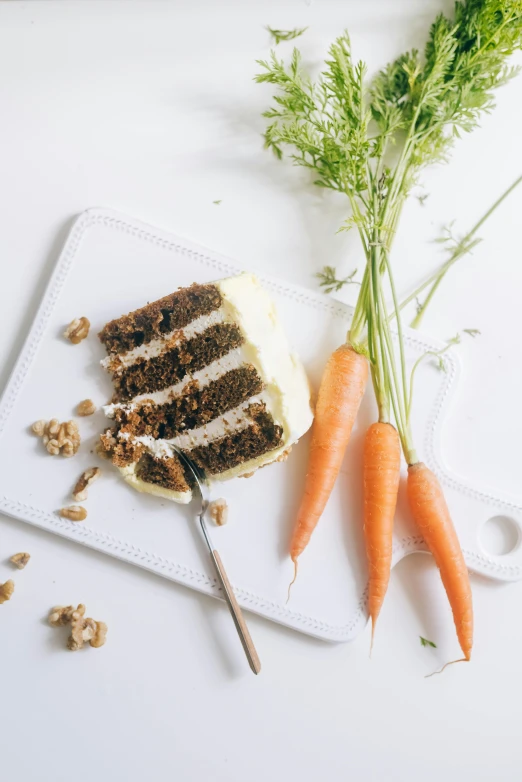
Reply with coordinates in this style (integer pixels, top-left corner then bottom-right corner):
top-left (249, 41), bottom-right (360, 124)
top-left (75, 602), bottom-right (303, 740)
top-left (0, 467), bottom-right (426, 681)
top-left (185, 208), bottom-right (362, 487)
top-left (171, 446), bottom-right (261, 676)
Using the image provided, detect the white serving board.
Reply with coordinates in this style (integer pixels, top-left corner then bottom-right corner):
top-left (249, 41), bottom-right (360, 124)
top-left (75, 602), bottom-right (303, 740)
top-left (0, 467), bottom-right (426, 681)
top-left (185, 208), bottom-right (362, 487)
top-left (1, 208), bottom-right (522, 642)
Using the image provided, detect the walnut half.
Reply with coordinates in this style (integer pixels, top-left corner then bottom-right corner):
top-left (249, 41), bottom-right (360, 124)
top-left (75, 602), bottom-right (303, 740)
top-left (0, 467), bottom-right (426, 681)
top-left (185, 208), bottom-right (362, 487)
top-left (59, 505), bottom-right (88, 522)
top-left (31, 418), bottom-right (81, 457)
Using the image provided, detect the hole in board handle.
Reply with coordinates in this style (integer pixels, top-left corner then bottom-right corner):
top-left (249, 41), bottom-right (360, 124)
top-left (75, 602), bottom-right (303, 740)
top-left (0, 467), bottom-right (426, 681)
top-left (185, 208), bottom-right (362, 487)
top-left (479, 515), bottom-right (521, 557)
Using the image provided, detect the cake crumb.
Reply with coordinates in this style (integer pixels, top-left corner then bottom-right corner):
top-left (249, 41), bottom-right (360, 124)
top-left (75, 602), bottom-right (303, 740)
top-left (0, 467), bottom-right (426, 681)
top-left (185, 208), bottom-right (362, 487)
top-left (240, 471), bottom-right (256, 479)
top-left (0, 580), bottom-right (15, 604)
top-left (276, 447), bottom-right (292, 463)
top-left (10, 552), bottom-right (30, 570)
top-left (63, 316), bottom-right (90, 344)
top-left (59, 505), bottom-right (87, 522)
top-left (72, 466), bottom-right (101, 502)
top-left (208, 498), bottom-right (228, 526)
top-left (77, 399), bottom-right (96, 416)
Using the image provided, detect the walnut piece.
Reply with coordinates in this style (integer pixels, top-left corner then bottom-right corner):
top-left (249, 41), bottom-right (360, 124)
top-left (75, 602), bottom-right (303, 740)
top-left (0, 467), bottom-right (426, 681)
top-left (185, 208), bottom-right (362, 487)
top-left (63, 316), bottom-right (90, 344)
top-left (47, 418), bottom-right (60, 436)
top-left (0, 580), bottom-right (15, 604)
top-left (46, 439), bottom-right (61, 456)
top-left (49, 603), bottom-right (107, 650)
top-left (67, 616), bottom-right (108, 651)
top-left (208, 498), bottom-right (228, 526)
top-left (48, 603), bottom-right (85, 627)
top-left (72, 466), bottom-right (101, 502)
top-left (90, 621), bottom-right (108, 648)
top-left (31, 418), bottom-right (81, 457)
top-left (31, 420), bottom-right (46, 436)
top-left (10, 552), bottom-right (30, 570)
top-left (77, 399), bottom-right (96, 417)
top-left (68, 614), bottom-right (97, 651)
top-left (59, 505), bottom-right (88, 522)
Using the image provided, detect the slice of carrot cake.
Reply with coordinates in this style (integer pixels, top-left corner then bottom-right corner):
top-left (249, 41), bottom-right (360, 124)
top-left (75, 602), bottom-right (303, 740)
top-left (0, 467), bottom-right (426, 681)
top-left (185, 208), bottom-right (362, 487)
top-left (98, 273), bottom-right (313, 503)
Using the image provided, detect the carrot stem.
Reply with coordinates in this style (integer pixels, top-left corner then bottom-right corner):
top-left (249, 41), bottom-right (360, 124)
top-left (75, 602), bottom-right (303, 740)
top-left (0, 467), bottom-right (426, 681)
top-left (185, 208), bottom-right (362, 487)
top-left (407, 174), bottom-right (522, 328)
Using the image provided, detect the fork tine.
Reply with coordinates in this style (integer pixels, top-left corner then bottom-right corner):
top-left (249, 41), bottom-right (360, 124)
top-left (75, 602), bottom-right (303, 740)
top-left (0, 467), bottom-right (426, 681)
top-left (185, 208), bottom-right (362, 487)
top-left (170, 445), bottom-right (210, 509)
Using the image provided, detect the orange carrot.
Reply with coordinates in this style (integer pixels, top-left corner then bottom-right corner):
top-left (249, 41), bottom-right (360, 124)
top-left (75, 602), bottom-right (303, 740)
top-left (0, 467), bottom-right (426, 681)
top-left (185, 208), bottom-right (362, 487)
top-left (363, 422), bottom-right (401, 644)
top-left (290, 344), bottom-right (368, 575)
top-left (407, 462), bottom-right (473, 662)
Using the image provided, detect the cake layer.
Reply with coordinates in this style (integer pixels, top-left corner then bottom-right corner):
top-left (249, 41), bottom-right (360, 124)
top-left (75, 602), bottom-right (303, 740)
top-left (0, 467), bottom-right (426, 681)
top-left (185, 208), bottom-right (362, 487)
top-left (105, 346), bottom-right (249, 410)
top-left (99, 283), bottom-right (222, 355)
top-left (189, 404), bottom-right (283, 474)
top-left (110, 365), bottom-right (263, 439)
top-left (128, 394), bottom-right (269, 453)
top-left (136, 452), bottom-right (193, 494)
top-left (111, 322), bottom-right (243, 401)
top-left (102, 309), bottom-right (226, 371)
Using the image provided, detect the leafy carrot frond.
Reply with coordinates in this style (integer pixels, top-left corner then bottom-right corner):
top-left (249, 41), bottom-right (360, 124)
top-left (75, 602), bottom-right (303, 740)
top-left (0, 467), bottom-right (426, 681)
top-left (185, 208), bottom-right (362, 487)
top-left (266, 26), bottom-right (308, 46)
top-left (255, 33), bottom-right (372, 200)
top-left (316, 266), bottom-right (359, 293)
top-left (420, 636), bottom-right (437, 648)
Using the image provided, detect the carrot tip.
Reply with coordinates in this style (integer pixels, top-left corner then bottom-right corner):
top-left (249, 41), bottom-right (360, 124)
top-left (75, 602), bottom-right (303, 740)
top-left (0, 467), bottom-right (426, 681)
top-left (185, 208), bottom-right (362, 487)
top-left (425, 657), bottom-right (469, 679)
top-left (369, 618), bottom-right (376, 659)
top-left (286, 559), bottom-right (298, 604)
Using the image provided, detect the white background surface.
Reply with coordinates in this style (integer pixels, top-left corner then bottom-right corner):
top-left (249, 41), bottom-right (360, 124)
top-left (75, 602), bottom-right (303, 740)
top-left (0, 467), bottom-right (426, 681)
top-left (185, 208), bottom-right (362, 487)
top-left (1, 2), bottom-right (522, 780)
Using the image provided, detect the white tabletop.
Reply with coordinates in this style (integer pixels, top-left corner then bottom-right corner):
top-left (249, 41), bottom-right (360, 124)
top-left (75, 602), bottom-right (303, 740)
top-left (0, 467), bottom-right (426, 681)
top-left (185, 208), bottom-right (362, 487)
top-left (1, 2), bottom-right (522, 780)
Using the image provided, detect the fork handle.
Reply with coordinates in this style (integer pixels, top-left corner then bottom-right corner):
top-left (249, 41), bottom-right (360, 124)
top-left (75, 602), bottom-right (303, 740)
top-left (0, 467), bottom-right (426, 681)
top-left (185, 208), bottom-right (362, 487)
top-left (210, 549), bottom-right (261, 675)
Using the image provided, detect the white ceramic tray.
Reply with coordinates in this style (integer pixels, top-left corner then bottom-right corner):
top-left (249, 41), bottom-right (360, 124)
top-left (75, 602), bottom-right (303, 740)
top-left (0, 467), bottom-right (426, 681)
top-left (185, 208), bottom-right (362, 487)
top-left (1, 208), bottom-right (521, 642)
